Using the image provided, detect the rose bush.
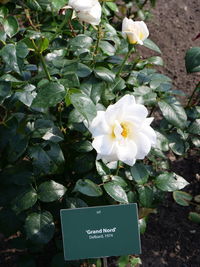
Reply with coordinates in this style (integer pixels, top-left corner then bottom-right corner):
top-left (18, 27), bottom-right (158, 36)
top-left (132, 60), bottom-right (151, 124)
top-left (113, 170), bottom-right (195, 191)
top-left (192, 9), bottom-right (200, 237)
top-left (0, 0), bottom-right (197, 266)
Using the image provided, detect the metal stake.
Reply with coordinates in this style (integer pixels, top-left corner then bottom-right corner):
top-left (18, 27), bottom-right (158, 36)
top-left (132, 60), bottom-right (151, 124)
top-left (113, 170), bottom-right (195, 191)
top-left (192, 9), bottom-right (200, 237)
top-left (102, 257), bottom-right (108, 267)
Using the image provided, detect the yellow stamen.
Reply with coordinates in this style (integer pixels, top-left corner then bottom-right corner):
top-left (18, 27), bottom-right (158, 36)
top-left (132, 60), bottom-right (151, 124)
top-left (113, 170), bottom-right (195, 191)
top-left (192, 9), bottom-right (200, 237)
top-left (121, 122), bottom-right (130, 138)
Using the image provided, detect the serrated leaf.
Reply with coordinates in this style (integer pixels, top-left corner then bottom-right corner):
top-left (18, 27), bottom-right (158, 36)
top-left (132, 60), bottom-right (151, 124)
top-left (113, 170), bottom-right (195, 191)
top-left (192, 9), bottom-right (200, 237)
top-left (29, 143), bottom-right (65, 175)
top-left (94, 67), bottom-right (115, 83)
top-left (143, 39), bottom-right (161, 54)
top-left (173, 191), bottom-right (192, 206)
top-left (155, 173), bottom-right (189, 192)
top-left (73, 179), bottom-right (103, 197)
top-left (169, 132), bottom-right (185, 155)
top-left (32, 82), bottom-right (65, 108)
top-left (103, 181), bottom-right (128, 203)
top-left (70, 92), bottom-right (97, 123)
top-left (188, 119), bottom-right (200, 134)
top-left (38, 180), bottom-right (67, 202)
top-left (130, 163), bottom-right (149, 185)
top-left (0, 44), bottom-right (20, 74)
top-left (138, 186), bottom-right (153, 208)
top-left (0, 81), bottom-right (11, 104)
top-left (12, 186), bottom-right (37, 213)
top-left (3, 16), bottom-right (19, 37)
top-left (185, 47), bottom-right (200, 73)
top-left (25, 211), bottom-right (55, 244)
top-left (158, 97), bottom-right (187, 129)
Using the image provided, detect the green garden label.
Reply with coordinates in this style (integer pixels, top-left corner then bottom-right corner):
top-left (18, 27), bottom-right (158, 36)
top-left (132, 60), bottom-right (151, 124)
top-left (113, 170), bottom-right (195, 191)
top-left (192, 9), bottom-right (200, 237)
top-left (60, 203), bottom-right (141, 261)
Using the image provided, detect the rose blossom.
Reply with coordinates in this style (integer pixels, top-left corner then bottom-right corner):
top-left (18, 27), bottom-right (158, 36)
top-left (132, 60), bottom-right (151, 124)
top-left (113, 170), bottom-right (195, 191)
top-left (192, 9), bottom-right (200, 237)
top-left (89, 95), bottom-right (156, 166)
top-left (122, 17), bottom-right (149, 45)
top-left (68, 0), bottom-right (101, 25)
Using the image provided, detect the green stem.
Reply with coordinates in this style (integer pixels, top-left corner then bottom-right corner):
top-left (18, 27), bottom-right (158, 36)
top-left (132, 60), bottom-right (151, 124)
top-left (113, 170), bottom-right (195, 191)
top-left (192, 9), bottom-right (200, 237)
top-left (116, 161), bottom-right (120, 176)
top-left (116, 45), bottom-right (135, 76)
top-left (39, 53), bottom-right (51, 81)
top-left (187, 82), bottom-right (200, 107)
top-left (94, 25), bottom-right (101, 56)
top-left (50, 10), bottom-right (72, 42)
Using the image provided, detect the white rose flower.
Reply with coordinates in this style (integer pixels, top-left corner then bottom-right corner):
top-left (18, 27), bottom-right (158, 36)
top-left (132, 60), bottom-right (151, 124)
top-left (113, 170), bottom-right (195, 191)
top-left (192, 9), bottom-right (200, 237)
top-left (89, 95), bottom-right (156, 166)
top-left (122, 17), bottom-right (149, 45)
top-left (68, 0), bottom-right (101, 25)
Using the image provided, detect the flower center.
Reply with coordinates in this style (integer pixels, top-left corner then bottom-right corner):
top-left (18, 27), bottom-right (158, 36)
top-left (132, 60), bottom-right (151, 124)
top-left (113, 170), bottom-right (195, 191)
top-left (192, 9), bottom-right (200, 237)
top-left (121, 122), bottom-right (129, 138)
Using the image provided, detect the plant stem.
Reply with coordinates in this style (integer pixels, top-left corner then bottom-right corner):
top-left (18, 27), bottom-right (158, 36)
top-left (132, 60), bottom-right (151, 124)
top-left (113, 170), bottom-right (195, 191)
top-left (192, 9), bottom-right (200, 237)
top-left (187, 82), bottom-right (200, 107)
top-left (39, 53), bottom-right (51, 81)
top-left (50, 14), bottom-right (69, 42)
top-left (116, 161), bottom-right (120, 175)
top-left (116, 45), bottom-right (135, 76)
top-left (94, 25), bottom-right (101, 56)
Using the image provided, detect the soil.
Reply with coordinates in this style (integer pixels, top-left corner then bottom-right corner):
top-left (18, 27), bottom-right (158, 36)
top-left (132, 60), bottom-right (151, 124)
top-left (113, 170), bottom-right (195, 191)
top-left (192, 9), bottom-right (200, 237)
top-left (0, 0), bottom-right (200, 266)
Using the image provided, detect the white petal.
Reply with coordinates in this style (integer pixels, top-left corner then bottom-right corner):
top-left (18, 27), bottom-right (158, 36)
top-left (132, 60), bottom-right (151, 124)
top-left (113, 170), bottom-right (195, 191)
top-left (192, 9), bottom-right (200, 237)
top-left (68, 0), bottom-right (98, 11)
top-left (116, 140), bottom-right (137, 166)
top-left (92, 135), bottom-right (114, 155)
top-left (134, 132), bottom-right (151, 159)
top-left (89, 111), bottom-right (110, 137)
top-left (77, 2), bottom-right (101, 25)
top-left (122, 104), bottom-right (148, 123)
top-left (105, 95), bottom-right (136, 124)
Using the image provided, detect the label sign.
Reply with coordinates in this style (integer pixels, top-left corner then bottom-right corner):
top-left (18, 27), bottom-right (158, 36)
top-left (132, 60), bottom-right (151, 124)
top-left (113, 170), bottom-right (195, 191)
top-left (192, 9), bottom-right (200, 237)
top-left (60, 203), bottom-right (141, 261)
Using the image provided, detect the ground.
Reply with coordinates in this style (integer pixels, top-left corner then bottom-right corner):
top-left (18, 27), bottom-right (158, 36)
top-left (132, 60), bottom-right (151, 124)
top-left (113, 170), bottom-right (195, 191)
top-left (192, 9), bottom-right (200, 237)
top-left (0, 0), bottom-right (200, 266)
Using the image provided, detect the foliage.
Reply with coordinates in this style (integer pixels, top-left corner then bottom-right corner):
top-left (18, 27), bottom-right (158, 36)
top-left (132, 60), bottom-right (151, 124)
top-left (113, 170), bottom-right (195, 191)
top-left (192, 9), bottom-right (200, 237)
top-left (0, 0), bottom-right (197, 266)
top-left (172, 44), bottom-right (200, 224)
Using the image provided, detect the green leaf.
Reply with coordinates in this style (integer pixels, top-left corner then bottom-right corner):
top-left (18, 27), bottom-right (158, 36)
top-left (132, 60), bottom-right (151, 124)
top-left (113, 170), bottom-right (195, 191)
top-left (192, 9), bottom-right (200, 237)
top-left (69, 34), bottom-right (93, 50)
top-left (185, 47), bottom-right (200, 73)
top-left (169, 133), bottom-right (185, 155)
top-left (0, 44), bottom-right (20, 74)
top-left (38, 180), bottom-right (67, 202)
top-left (139, 218), bottom-right (146, 234)
top-left (155, 131), bottom-right (169, 151)
top-left (0, 6), bottom-right (8, 18)
top-left (36, 37), bottom-right (49, 53)
top-left (12, 186), bottom-right (37, 213)
top-left (188, 119), bottom-right (200, 134)
top-left (73, 140), bottom-right (93, 152)
top-left (51, 0), bottom-right (67, 11)
top-left (117, 256), bottom-right (129, 267)
top-left (138, 186), bottom-right (153, 208)
top-left (155, 173), bottom-right (189, 192)
top-left (158, 97), bottom-right (187, 129)
top-left (29, 143), bottom-right (65, 175)
top-left (25, 211), bottom-right (55, 244)
top-left (188, 212), bottom-right (200, 224)
top-left (0, 161), bottom-right (33, 186)
top-left (147, 56), bottom-right (164, 66)
top-left (94, 67), bottom-right (116, 83)
top-left (0, 81), bottom-right (11, 104)
top-left (16, 42), bottom-right (29, 58)
top-left (32, 82), bottom-right (65, 108)
top-left (143, 39), bottom-right (161, 54)
top-left (173, 191), bottom-right (192, 206)
top-left (103, 181), bottom-right (128, 203)
top-left (65, 197), bottom-right (88, 208)
top-left (130, 163), bottom-right (149, 185)
top-left (99, 40), bottom-right (116, 56)
top-left (76, 63), bottom-right (92, 78)
top-left (73, 179), bottom-right (103, 197)
top-left (3, 16), bottom-right (19, 37)
top-left (70, 92), bottom-right (97, 123)
top-left (96, 160), bottom-right (111, 176)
